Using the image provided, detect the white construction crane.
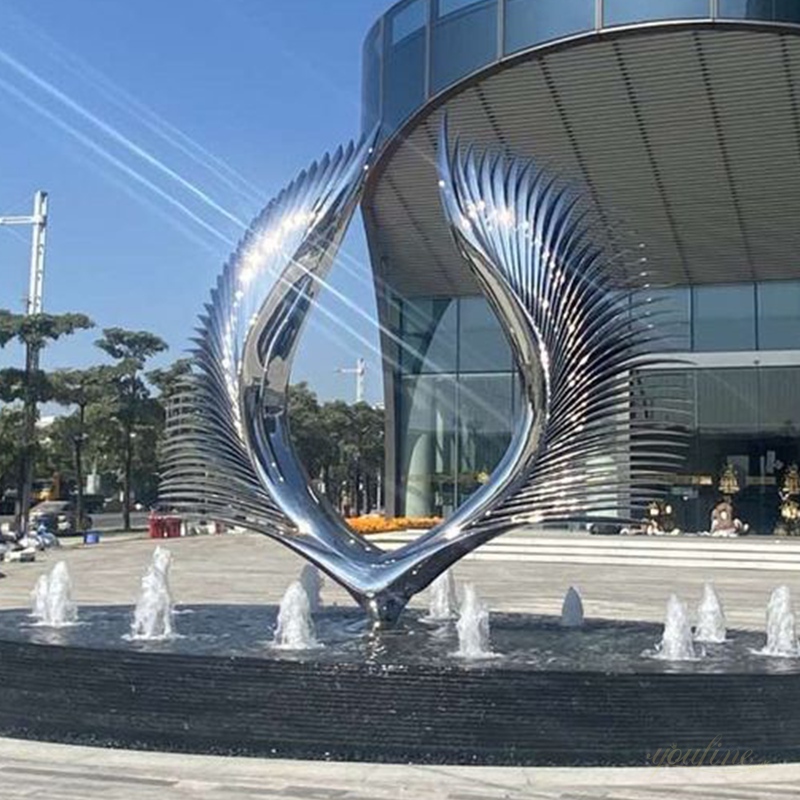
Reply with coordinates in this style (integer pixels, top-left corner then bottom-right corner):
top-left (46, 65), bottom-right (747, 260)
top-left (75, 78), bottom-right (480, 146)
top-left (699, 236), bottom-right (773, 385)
top-left (336, 357), bottom-right (366, 404)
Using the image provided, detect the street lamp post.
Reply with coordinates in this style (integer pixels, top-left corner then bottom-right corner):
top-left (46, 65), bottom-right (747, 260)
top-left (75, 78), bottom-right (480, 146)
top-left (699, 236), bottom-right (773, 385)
top-left (0, 191), bottom-right (48, 316)
top-left (0, 191), bottom-right (49, 533)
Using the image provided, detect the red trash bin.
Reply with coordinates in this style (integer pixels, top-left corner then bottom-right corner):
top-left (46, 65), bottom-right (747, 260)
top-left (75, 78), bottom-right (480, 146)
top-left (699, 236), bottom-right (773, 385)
top-left (148, 513), bottom-right (163, 539)
top-left (149, 514), bottom-right (182, 538)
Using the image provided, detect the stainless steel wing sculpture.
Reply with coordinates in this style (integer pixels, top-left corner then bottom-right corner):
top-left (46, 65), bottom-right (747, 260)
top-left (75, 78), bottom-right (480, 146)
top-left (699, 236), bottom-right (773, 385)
top-left (435, 121), bottom-right (683, 531)
top-left (161, 120), bottom-right (681, 626)
top-left (161, 132), bottom-right (386, 588)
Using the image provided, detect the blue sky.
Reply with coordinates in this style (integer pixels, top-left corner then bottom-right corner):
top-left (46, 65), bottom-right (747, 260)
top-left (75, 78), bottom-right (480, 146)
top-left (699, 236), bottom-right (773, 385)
top-left (0, 0), bottom-right (389, 404)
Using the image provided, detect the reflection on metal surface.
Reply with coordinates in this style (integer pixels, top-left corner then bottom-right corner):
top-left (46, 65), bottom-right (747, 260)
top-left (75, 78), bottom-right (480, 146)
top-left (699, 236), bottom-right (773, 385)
top-left (161, 119), bottom-right (679, 625)
top-left (160, 131), bottom-right (388, 608)
top-left (436, 120), bottom-right (683, 532)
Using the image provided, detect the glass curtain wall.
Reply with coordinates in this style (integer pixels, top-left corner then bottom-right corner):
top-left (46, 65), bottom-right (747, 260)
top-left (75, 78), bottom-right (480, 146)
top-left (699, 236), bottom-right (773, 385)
top-left (367, 0), bottom-right (800, 140)
top-left (693, 284), bottom-right (756, 351)
top-left (395, 284), bottom-right (800, 524)
top-left (431, 0), bottom-right (498, 93)
top-left (604, 0), bottom-right (709, 25)
top-left (396, 296), bottom-right (517, 516)
top-left (505, 0), bottom-right (595, 53)
top-left (383, 0), bottom-right (428, 132)
top-left (637, 280), bottom-right (800, 352)
top-left (634, 367), bottom-right (800, 534)
top-left (362, 22), bottom-right (383, 133)
top-left (719, 1), bottom-right (800, 22)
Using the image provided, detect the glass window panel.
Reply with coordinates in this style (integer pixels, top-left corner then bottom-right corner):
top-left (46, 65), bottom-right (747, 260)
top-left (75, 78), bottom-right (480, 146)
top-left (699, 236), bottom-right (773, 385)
top-left (386, 291), bottom-right (402, 334)
top-left (775, 0), bottom-right (800, 23)
top-left (362, 22), bottom-right (382, 134)
top-left (400, 298), bottom-right (458, 374)
top-left (391, 0), bottom-right (428, 43)
top-left (505, 0), bottom-right (595, 54)
top-left (758, 282), bottom-right (800, 350)
top-left (399, 375), bottom-right (457, 516)
top-left (458, 374), bottom-right (514, 504)
top-left (431, 0), bottom-right (497, 93)
top-left (384, 1), bottom-right (427, 132)
top-left (458, 296), bottom-right (512, 372)
top-left (604, 0), bottom-right (710, 26)
top-left (760, 368), bottom-right (800, 432)
top-left (692, 284), bottom-right (756, 352)
top-left (439, 0), bottom-right (483, 14)
top-left (635, 287), bottom-right (691, 351)
top-left (718, 0), bottom-right (773, 19)
top-left (630, 369), bottom-right (694, 428)
top-left (696, 369), bottom-right (759, 432)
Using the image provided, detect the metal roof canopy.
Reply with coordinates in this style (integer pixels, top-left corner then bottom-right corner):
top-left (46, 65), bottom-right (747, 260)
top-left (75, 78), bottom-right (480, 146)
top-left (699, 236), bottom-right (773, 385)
top-left (362, 24), bottom-right (800, 299)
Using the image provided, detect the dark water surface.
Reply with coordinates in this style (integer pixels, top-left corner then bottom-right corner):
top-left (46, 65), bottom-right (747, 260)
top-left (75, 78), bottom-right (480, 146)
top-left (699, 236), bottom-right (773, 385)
top-left (1, 604), bottom-right (798, 675)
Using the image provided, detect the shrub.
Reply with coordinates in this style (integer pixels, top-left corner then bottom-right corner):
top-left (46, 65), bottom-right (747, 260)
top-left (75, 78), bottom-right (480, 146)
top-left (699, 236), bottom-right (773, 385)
top-left (346, 516), bottom-right (442, 534)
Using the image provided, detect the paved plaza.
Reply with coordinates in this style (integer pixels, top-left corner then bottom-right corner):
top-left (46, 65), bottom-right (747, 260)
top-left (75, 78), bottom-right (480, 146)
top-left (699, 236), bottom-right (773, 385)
top-left (1, 530), bottom-right (799, 628)
top-left (0, 531), bottom-right (799, 798)
top-left (0, 736), bottom-right (798, 799)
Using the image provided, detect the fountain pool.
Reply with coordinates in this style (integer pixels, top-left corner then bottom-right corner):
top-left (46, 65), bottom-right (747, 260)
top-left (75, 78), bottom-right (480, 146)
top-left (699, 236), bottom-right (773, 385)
top-left (0, 602), bottom-right (798, 765)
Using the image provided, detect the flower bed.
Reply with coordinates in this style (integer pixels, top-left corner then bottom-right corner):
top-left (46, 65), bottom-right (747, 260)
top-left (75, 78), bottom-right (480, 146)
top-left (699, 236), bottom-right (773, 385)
top-left (346, 516), bottom-right (442, 534)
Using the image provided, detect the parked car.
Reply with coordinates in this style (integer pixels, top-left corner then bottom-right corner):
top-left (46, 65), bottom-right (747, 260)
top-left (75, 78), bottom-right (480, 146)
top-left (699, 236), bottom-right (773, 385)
top-left (29, 501), bottom-right (91, 536)
top-left (587, 521), bottom-right (623, 535)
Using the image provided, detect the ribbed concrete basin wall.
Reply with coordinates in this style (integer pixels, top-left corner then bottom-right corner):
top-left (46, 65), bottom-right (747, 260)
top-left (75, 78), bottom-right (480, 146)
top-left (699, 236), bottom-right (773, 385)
top-left (1, 639), bottom-right (799, 765)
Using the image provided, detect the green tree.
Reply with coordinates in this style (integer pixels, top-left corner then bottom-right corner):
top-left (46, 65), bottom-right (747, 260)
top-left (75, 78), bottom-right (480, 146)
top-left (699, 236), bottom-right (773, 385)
top-left (147, 358), bottom-right (193, 406)
top-left (348, 401), bottom-right (385, 515)
top-left (0, 310), bottom-right (93, 530)
top-left (49, 366), bottom-right (115, 530)
top-left (95, 328), bottom-right (168, 530)
top-left (0, 407), bottom-right (24, 501)
top-left (287, 382), bottom-right (336, 486)
top-left (323, 400), bottom-right (384, 516)
top-left (0, 311), bottom-right (93, 349)
top-left (287, 384), bottom-right (385, 516)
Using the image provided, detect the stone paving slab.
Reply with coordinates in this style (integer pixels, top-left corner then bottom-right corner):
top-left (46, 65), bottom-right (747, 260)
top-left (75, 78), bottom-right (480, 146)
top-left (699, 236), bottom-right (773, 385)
top-left (0, 739), bottom-right (798, 799)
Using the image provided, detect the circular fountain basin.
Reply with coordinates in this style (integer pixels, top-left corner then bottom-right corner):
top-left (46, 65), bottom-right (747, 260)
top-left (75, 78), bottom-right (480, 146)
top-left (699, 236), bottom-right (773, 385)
top-left (0, 605), bottom-right (798, 766)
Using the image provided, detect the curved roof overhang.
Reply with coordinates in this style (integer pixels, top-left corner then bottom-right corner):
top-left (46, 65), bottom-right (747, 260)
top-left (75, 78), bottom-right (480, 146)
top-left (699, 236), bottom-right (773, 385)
top-left (362, 22), bottom-right (800, 298)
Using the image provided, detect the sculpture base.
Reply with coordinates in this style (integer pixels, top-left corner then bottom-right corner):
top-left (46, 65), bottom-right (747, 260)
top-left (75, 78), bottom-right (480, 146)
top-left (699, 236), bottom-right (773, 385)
top-left (0, 605), bottom-right (798, 766)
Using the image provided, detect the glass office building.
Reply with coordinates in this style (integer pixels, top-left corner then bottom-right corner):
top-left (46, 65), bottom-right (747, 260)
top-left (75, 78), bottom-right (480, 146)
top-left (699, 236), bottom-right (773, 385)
top-left (394, 296), bottom-right (521, 517)
top-left (360, 0), bottom-right (800, 532)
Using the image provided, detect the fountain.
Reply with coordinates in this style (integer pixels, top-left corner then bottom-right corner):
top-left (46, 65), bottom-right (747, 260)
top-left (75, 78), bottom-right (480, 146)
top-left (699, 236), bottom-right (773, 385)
top-left (299, 564), bottom-right (323, 613)
top-left (30, 575), bottom-right (48, 622)
top-left (560, 587), bottom-right (584, 628)
top-left (30, 562), bottom-right (77, 628)
top-left (695, 583), bottom-right (727, 643)
top-left (758, 586), bottom-right (800, 658)
top-left (454, 584), bottom-right (495, 659)
top-left (129, 547), bottom-right (175, 641)
top-left (0, 119), bottom-right (799, 769)
top-left (654, 594), bottom-right (699, 661)
top-left (273, 581), bottom-right (320, 650)
top-left (424, 570), bottom-right (458, 622)
top-left (2, 580), bottom-right (800, 764)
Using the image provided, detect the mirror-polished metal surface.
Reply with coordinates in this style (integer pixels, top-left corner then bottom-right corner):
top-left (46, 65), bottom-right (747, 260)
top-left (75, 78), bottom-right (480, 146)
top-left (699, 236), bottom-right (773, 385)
top-left (161, 120), bottom-right (680, 626)
top-left (436, 120), bottom-right (683, 533)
